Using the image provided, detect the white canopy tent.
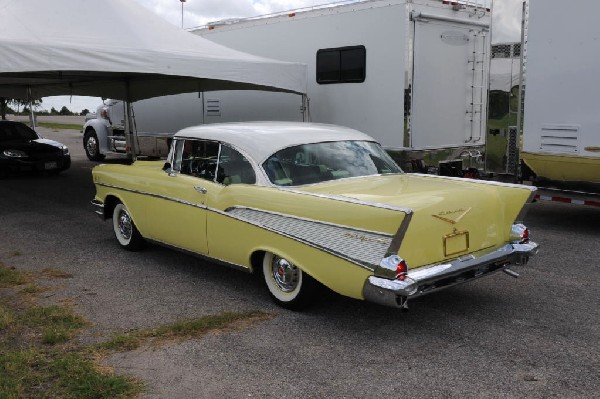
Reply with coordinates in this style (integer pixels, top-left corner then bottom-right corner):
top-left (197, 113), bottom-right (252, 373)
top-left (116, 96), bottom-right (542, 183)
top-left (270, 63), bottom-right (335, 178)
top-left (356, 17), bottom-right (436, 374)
top-left (0, 0), bottom-right (307, 156)
top-left (0, 0), bottom-right (306, 100)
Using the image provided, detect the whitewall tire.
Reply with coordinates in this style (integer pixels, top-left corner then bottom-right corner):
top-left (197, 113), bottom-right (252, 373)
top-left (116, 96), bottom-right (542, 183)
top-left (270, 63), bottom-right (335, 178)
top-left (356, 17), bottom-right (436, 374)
top-left (262, 252), bottom-right (316, 310)
top-left (112, 202), bottom-right (144, 251)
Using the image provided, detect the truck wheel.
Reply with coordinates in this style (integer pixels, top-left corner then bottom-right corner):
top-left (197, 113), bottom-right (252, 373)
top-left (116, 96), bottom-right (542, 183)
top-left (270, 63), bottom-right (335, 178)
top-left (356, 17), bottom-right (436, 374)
top-left (262, 252), bottom-right (317, 310)
top-left (84, 129), bottom-right (105, 161)
top-left (112, 202), bottom-right (144, 251)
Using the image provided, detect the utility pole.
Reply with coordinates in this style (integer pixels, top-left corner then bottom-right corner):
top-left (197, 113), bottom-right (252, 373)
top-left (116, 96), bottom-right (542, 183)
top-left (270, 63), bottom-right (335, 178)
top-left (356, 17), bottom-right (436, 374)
top-left (180, 0), bottom-right (186, 29)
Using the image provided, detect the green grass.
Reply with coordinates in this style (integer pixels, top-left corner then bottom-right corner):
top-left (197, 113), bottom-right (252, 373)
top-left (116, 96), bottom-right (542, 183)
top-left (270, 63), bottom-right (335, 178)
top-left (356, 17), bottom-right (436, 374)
top-left (0, 263), bottom-right (29, 287)
top-left (98, 310), bottom-right (272, 352)
top-left (36, 122), bottom-right (82, 130)
top-left (0, 263), bottom-right (141, 399)
top-left (0, 350), bottom-right (141, 399)
top-left (0, 262), bottom-right (273, 398)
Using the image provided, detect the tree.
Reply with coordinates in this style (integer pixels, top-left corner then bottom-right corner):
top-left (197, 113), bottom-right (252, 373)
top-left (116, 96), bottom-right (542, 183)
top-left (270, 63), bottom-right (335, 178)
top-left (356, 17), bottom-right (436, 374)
top-left (0, 97), bottom-right (42, 119)
top-left (80, 108), bottom-right (90, 116)
top-left (59, 106), bottom-right (73, 116)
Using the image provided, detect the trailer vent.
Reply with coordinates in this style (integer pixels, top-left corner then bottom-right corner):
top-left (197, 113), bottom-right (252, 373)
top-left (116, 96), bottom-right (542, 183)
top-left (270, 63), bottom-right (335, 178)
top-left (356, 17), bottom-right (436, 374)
top-left (539, 124), bottom-right (579, 153)
top-left (206, 99), bottom-right (221, 117)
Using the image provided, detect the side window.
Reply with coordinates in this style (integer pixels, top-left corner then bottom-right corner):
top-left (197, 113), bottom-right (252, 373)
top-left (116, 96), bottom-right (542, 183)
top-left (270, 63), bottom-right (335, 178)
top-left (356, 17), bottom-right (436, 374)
top-left (316, 45), bottom-right (366, 84)
top-left (216, 145), bottom-right (256, 186)
top-left (176, 139), bottom-right (220, 181)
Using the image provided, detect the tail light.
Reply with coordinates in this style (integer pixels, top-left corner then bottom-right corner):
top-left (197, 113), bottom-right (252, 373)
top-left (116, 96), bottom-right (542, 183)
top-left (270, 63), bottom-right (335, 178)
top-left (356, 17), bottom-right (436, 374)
top-left (396, 259), bottom-right (408, 281)
top-left (510, 223), bottom-right (530, 244)
top-left (375, 255), bottom-right (410, 281)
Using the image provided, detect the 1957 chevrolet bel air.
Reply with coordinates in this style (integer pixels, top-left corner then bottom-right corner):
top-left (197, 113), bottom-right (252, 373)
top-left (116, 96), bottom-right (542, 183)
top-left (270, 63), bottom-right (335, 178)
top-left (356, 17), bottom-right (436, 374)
top-left (91, 122), bottom-right (539, 310)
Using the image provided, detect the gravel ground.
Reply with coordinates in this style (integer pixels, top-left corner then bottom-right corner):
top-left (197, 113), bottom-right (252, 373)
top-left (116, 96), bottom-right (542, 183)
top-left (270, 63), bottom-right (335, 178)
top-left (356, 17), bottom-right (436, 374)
top-left (1, 127), bottom-right (598, 398)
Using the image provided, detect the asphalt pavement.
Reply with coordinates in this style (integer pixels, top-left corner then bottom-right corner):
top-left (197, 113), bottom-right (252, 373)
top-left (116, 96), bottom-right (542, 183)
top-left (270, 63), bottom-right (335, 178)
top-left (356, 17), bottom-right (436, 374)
top-left (0, 127), bottom-right (598, 398)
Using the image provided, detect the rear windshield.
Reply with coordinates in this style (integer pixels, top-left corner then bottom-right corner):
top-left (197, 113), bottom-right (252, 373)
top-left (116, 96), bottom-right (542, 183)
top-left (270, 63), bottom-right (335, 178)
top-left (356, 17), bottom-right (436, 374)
top-left (0, 122), bottom-right (39, 142)
top-left (262, 140), bottom-right (402, 186)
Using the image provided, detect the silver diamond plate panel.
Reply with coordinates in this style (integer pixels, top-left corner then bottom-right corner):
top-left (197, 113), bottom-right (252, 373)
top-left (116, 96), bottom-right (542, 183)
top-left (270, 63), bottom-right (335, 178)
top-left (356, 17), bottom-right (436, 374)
top-left (226, 207), bottom-right (392, 268)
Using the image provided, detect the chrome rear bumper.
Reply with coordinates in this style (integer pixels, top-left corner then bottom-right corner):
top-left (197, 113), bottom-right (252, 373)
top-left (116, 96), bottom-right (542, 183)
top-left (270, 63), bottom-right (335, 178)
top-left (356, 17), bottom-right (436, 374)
top-left (362, 242), bottom-right (539, 308)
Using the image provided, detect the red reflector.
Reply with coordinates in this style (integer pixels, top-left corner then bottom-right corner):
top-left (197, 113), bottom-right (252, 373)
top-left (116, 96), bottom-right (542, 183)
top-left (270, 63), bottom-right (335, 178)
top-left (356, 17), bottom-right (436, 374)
top-left (396, 260), bottom-right (408, 280)
top-left (208, 26), bottom-right (215, 30)
top-left (522, 228), bottom-right (529, 242)
top-left (288, 12), bottom-right (296, 17)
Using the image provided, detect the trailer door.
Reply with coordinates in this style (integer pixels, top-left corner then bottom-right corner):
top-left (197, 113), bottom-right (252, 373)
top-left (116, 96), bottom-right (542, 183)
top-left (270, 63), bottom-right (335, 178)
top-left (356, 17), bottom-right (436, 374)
top-left (410, 17), bottom-right (488, 149)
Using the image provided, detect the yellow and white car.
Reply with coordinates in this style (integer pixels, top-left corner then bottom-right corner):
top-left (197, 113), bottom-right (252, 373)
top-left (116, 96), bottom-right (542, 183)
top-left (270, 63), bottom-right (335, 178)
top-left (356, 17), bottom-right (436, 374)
top-left (92, 122), bottom-right (539, 310)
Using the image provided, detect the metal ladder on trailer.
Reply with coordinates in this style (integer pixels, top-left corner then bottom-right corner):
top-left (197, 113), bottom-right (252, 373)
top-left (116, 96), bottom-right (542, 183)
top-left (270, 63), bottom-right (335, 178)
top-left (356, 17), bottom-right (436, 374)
top-left (466, 26), bottom-right (488, 143)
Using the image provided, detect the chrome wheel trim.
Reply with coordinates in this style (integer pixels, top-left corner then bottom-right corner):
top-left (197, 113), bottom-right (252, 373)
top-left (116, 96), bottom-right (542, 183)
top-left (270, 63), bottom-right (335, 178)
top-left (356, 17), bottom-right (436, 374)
top-left (113, 203), bottom-right (132, 246)
top-left (86, 135), bottom-right (98, 157)
top-left (263, 252), bottom-right (303, 302)
top-left (271, 256), bottom-right (300, 292)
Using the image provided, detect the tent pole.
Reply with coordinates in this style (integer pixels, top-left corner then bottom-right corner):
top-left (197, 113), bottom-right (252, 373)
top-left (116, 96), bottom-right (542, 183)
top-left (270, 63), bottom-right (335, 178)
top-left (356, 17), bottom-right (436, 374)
top-left (27, 87), bottom-right (36, 130)
top-left (124, 80), bottom-right (137, 162)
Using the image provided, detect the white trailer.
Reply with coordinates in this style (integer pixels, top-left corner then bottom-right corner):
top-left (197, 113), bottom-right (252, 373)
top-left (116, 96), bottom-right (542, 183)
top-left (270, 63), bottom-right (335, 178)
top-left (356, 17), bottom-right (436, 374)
top-left (84, 0), bottom-right (492, 175)
top-left (194, 0), bottom-right (491, 174)
top-left (520, 0), bottom-right (600, 205)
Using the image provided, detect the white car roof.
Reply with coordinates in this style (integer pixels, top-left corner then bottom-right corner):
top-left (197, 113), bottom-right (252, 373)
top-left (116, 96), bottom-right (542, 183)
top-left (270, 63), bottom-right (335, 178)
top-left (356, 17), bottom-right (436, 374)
top-left (174, 122), bottom-right (376, 163)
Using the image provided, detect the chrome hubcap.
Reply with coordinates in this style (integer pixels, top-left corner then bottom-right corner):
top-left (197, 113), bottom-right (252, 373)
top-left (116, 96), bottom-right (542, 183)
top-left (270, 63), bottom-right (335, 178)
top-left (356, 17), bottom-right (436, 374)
top-left (118, 209), bottom-right (132, 240)
top-left (86, 136), bottom-right (97, 156)
top-left (271, 256), bottom-right (299, 292)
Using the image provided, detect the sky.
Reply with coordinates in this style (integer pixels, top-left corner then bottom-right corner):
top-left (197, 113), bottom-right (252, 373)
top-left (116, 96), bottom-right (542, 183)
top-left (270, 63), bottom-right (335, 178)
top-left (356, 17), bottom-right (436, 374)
top-left (39, 0), bottom-right (524, 113)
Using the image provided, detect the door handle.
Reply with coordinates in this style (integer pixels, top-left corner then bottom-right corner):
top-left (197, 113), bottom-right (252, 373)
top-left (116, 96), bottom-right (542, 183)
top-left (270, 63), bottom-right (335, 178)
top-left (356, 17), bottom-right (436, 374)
top-left (194, 186), bottom-right (207, 194)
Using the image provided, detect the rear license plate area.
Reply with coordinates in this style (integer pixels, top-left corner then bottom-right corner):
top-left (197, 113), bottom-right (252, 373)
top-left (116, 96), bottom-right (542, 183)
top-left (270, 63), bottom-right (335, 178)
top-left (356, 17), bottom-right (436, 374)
top-left (444, 230), bottom-right (469, 257)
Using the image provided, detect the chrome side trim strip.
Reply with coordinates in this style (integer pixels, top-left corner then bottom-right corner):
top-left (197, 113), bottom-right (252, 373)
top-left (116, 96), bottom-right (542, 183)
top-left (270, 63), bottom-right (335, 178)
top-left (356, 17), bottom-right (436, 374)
top-left (386, 211), bottom-right (413, 256)
top-left (274, 189), bottom-right (415, 259)
top-left (96, 182), bottom-right (207, 210)
top-left (96, 183), bottom-right (415, 271)
top-left (224, 207), bottom-right (393, 271)
top-left (224, 206), bottom-right (393, 237)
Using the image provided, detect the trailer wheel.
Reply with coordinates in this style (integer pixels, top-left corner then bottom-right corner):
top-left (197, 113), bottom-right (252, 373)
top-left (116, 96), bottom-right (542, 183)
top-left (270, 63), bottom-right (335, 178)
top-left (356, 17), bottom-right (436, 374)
top-left (84, 129), bottom-right (105, 161)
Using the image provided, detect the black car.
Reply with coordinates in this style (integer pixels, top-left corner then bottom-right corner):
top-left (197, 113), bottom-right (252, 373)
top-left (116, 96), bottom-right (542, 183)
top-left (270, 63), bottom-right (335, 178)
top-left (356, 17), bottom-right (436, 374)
top-left (0, 121), bottom-right (71, 176)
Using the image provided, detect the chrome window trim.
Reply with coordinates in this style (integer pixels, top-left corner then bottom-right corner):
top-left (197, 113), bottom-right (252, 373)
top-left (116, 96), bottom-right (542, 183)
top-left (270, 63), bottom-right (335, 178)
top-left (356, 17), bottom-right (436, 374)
top-left (171, 136), bottom-right (267, 186)
top-left (213, 142), bottom-right (222, 184)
